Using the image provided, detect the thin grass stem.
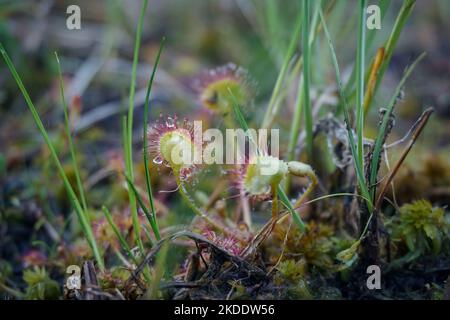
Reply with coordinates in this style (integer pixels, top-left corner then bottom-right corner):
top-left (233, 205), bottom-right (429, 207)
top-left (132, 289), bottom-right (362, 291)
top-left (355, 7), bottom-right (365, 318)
top-left (55, 52), bottom-right (88, 212)
top-left (142, 37), bottom-right (166, 241)
top-left (101, 206), bottom-right (136, 264)
top-left (368, 53), bottom-right (425, 202)
top-left (318, 9), bottom-right (373, 212)
top-left (0, 43), bottom-right (104, 271)
top-left (302, 0), bottom-right (313, 159)
top-left (285, 1), bottom-right (319, 192)
top-left (262, 12), bottom-right (302, 129)
top-left (124, 175), bottom-right (161, 241)
top-left (371, 0), bottom-right (416, 109)
top-left (124, 0), bottom-right (149, 254)
top-left (356, 0), bottom-right (367, 173)
top-left (122, 116), bottom-right (144, 253)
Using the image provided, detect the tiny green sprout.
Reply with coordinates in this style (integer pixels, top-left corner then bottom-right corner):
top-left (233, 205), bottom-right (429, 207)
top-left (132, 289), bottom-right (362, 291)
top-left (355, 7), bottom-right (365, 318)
top-left (336, 240), bottom-right (361, 269)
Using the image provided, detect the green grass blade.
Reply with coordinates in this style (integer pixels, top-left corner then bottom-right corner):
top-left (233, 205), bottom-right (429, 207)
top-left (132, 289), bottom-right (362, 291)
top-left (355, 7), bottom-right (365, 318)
top-left (142, 37), bottom-right (165, 241)
top-left (230, 92), bottom-right (250, 132)
top-left (365, 0), bottom-right (390, 52)
top-left (122, 115), bottom-right (144, 253)
top-left (265, 0), bottom-right (283, 59)
top-left (0, 43), bottom-right (104, 271)
top-left (343, 0), bottom-right (390, 98)
top-left (286, 74), bottom-right (304, 164)
top-left (371, 0), bottom-right (416, 108)
top-left (127, 0), bottom-right (149, 168)
top-left (262, 12), bottom-right (302, 129)
top-left (285, 1), bottom-right (319, 192)
top-left (368, 53), bottom-right (425, 201)
top-left (124, 175), bottom-right (160, 241)
top-left (54, 52), bottom-right (88, 212)
top-left (101, 206), bottom-right (136, 263)
top-left (278, 186), bottom-right (306, 231)
top-left (286, 1), bottom-right (319, 157)
top-left (318, 10), bottom-right (373, 211)
top-left (147, 242), bottom-right (169, 299)
top-left (302, 0), bottom-right (313, 159)
top-left (124, 0), bottom-right (149, 254)
top-left (355, 0), bottom-right (367, 173)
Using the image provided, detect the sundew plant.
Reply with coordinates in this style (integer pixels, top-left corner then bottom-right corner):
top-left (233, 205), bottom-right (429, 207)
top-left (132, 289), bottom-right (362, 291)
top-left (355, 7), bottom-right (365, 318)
top-left (0, 0), bottom-right (449, 301)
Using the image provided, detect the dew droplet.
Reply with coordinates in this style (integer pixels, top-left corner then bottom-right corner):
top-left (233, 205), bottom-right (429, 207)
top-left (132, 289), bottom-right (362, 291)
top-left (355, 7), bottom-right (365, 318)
top-left (165, 117), bottom-right (175, 128)
top-left (153, 156), bottom-right (163, 165)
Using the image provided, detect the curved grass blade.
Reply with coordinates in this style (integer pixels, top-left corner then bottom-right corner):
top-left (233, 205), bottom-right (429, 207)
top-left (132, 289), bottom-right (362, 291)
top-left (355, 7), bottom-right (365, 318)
top-left (363, 47), bottom-right (385, 117)
top-left (124, 0), bottom-right (149, 254)
top-left (356, 0), bottom-right (367, 174)
top-left (262, 11), bottom-right (302, 129)
top-left (121, 115), bottom-right (145, 253)
top-left (142, 37), bottom-right (166, 241)
top-left (0, 43), bottom-right (104, 271)
top-left (302, 0), bottom-right (313, 159)
top-left (102, 206), bottom-right (136, 264)
top-left (124, 174), bottom-right (160, 241)
top-left (371, 0), bottom-right (416, 106)
top-left (368, 53), bottom-right (426, 201)
top-left (318, 10), bottom-right (373, 211)
top-left (55, 52), bottom-right (88, 212)
top-left (343, 0), bottom-right (390, 98)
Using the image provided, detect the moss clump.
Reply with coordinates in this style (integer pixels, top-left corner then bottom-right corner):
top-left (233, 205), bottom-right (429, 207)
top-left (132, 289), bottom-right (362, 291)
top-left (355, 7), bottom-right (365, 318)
top-left (389, 200), bottom-right (449, 261)
top-left (272, 221), bottom-right (335, 271)
top-left (273, 259), bottom-right (312, 299)
top-left (98, 267), bottom-right (132, 293)
top-left (23, 267), bottom-right (60, 300)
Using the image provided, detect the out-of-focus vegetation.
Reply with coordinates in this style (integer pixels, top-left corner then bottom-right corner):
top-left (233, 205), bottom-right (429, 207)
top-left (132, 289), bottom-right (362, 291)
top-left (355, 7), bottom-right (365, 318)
top-left (0, 0), bottom-right (449, 300)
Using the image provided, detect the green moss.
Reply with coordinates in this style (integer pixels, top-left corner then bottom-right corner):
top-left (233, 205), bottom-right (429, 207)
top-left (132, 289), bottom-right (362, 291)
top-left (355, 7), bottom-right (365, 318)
top-left (274, 259), bottom-right (312, 299)
top-left (389, 200), bottom-right (449, 261)
top-left (23, 267), bottom-right (60, 300)
top-left (273, 221), bottom-right (335, 271)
